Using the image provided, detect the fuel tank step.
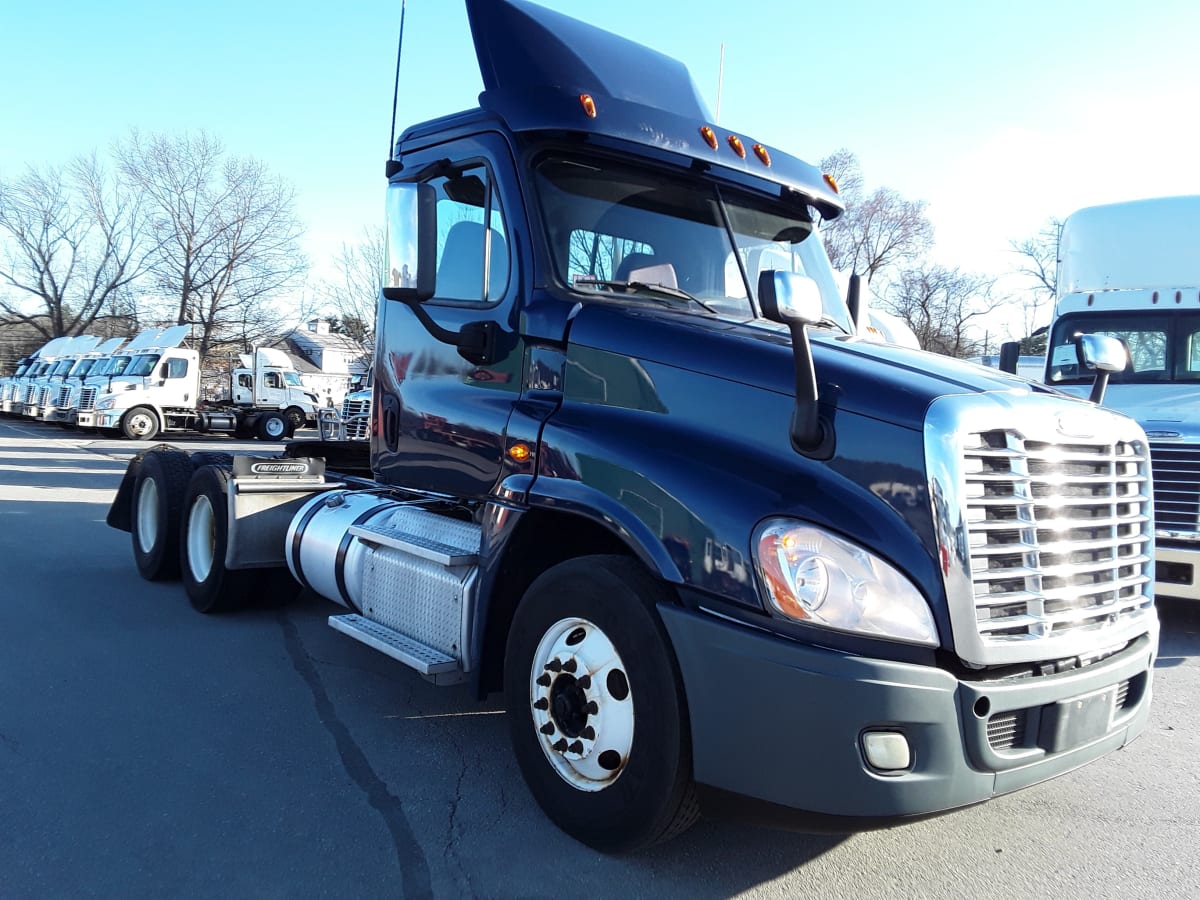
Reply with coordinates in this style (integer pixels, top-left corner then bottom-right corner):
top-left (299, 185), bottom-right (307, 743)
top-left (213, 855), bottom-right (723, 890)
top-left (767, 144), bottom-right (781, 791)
top-left (349, 520), bottom-right (478, 565)
top-left (328, 614), bottom-right (464, 685)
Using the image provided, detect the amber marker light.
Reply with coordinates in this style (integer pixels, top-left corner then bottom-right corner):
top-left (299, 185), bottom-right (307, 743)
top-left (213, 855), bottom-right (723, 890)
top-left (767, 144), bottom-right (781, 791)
top-left (752, 143), bottom-right (771, 167)
top-left (700, 125), bottom-right (719, 150)
top-left (579, 94), bottom-right (597, 118)
top-left (823, 173), bottom-right (840, 193)
top-left (508, 442), bottom-right (532, 462)
top-left (727, 134), bottom-right (747, 158)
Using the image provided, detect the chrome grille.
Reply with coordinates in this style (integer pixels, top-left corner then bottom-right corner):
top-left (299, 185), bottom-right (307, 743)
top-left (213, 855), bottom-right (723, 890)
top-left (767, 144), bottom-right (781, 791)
top-left (79, 386), bottom-right (97, 411)
top-left (964, 432), bottom-right (1152, 642)
top-left (341, 397), bottom-right (372, 441)
top-left (1148, 442), bottom-right (1200, 534)
top-left (56, 385), bottom-right (72, 409)
top-left (23, 384), bottom-right (37, 404)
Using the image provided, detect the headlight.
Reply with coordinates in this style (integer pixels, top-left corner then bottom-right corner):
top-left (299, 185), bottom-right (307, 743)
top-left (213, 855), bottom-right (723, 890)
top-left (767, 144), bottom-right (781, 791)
top-left (753, 519), bottom-right (938, 646)
top-left (97, 397), bottom-right (115, 410)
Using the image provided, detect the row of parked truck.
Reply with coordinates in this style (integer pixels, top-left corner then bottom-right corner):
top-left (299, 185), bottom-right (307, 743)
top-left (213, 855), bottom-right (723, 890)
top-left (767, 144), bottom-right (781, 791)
top-left (0, 326), bottom-right (321, 440)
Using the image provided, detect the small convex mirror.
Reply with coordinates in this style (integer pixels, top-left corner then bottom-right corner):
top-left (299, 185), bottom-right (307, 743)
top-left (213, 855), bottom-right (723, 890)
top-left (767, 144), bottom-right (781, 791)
top-left (382, 182), bottom-right (437, 303)
top-left (758, 270), bottom-right (823, 326)
top-left (1076, 333), bottom-right (1127, 374)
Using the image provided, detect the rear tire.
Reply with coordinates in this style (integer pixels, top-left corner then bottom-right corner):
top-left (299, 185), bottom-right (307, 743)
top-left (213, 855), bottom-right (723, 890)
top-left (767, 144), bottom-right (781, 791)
top-left (180, 465), bottom-right (254, 613)
top-left (504, 555), bottom-right (699, 852)
top-left (131, 448), bottom-right (193, 581)
top-left (256, 411), bottom-right (289, 441)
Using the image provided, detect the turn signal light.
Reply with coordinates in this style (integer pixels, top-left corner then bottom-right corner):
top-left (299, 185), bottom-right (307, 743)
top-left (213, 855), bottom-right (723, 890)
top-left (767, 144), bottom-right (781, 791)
top-left (699, 126), bottom-right (719, 150)
top-left (752, 144), bottom-right (771, 167)
top-left (823, 173), bottom-right (840, 193)
top-left (579, 94), bottom-right (597, 118)
top-left (727, 135), bottom-right (747, 158)
top-left (508, 442), bottom-right (532, 462)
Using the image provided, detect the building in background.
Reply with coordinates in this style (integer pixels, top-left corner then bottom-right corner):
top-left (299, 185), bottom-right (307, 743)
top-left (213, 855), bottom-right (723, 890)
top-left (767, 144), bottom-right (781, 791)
top-left (273, 319), bottom-right (370, 407)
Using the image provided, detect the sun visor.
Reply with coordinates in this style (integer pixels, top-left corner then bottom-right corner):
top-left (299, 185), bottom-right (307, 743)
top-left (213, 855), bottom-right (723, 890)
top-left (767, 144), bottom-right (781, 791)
top-left (466, 0), bottom-right (712, 123)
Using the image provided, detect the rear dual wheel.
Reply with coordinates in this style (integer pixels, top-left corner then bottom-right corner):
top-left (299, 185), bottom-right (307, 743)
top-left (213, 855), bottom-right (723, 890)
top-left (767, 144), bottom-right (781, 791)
top-left (131, 448), bottom-right (193, 581)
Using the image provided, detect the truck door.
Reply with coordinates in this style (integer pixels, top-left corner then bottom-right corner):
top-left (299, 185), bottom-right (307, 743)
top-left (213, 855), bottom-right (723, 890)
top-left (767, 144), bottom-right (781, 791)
top-left (258, 370), bottom-right (285, 408)
top-left (373, 133), bottom-right (525, 499)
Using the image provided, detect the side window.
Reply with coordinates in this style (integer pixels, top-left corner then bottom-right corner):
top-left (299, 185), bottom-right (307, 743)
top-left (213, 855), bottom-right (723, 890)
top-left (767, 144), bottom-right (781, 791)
top-left (164, 358), bottom-right (189, 379)
top-left (567, 231), bottom-right (653, 284)
top-left (237, 373), bottom-right (252, 389)
top-left (265, 372), bottom-right (282, 389)
top-left (430, 165), bottom-right (509, 303)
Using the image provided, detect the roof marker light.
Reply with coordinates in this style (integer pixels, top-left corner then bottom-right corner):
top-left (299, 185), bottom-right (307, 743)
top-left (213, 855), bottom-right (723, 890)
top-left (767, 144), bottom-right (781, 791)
top-left (579, 94), bottom-right (597, 118)
top-left (823, 173), bottom-right (840, 194)
top-left (700, 126), bottom-right (719, 150)
top-left (727, 135), bottom-right (747, 158)
top-left (752, 144), bottom-right (771, 167)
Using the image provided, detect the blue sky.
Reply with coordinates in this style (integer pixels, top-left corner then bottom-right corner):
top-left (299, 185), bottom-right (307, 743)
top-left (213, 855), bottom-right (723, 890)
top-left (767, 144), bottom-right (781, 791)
top-left (2, 0), bottom-right (1198, 340)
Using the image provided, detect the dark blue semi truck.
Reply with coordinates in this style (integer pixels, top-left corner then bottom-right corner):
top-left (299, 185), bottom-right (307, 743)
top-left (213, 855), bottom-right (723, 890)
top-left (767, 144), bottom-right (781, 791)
top-left (109, 0), bottom-right (1159, 851)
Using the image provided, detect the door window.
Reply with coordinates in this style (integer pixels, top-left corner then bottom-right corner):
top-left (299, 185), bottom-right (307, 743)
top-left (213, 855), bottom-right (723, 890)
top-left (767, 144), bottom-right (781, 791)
top-left (429, 165), bottom-right (509, 303)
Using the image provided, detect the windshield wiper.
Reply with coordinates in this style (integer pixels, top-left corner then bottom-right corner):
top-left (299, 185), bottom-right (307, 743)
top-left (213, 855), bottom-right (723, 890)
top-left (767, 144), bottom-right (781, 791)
top-left (575, 278), bottom-right (718, 314)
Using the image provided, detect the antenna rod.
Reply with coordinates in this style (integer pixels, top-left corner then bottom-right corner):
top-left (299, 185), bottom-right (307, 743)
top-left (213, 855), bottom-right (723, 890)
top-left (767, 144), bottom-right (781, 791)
top-left (387, 1), bottom-right (408, 169)
top-left (716, 42), bottom-right (725, 125)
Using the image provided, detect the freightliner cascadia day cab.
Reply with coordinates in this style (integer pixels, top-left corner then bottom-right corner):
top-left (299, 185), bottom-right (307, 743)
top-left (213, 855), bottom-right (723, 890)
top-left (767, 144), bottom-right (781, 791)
top-left (1003, 195), bottom-right (1200, 602)
top-left (107, 0), bottom-right (1159, 851)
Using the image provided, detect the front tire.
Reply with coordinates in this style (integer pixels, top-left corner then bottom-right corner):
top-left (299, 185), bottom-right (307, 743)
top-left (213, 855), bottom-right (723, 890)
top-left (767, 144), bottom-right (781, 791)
top-left (284, 405), bottom-right (307, 432)
top-left (180, 465), bottom-right (254, 613)
top-left (122, 405), bottom-right (160, 440)
top-left (504, 555), bottom-right (699, 852)
top-left (131, 448), bottom-right (192, 581)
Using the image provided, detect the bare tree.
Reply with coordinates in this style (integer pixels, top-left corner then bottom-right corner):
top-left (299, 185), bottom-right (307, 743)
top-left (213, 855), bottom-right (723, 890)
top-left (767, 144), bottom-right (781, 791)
top-left (818, 149), bottom-right (934, 284)
top-left (319, 227), bottom-right (384, 344)
top-left (0, 155), bottom-right (150, 340)
top-left (1009, 217), bottom-right (1062, 353)
top-left (116, 131), bottom-right (308, 356)
top-left (882, 264), bottom-right (1000, 358)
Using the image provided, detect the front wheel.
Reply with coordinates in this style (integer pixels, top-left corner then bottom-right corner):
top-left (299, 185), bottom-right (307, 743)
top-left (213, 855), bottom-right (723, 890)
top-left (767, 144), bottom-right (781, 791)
top-left (122, 406), bottom-right (160, 440)
top-left (284, 405), bottom-right (307, 432)
top-left (256, 411), bottom-right (290, 441)
top-left (504, 555), bottom-right (699, 852)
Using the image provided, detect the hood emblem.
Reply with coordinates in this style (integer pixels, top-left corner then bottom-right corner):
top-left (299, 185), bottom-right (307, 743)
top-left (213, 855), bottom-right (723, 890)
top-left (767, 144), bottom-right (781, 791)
top-left (1055, 413), bottom-right (1095, 439)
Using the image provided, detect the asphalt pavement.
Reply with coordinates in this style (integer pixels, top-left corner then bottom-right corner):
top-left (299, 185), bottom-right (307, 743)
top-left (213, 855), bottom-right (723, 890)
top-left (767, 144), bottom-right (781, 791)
top-left (0, 415), bottom-right (1197, 899)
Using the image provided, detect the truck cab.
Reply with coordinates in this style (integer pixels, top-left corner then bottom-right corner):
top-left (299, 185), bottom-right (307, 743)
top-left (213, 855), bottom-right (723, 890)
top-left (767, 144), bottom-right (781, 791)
top-left (1023, 196), bottom-right (1200, 601)
top-left (45, 337), bottom-right (125, 425)
top-left (227, 347), bottom-right (319, 427)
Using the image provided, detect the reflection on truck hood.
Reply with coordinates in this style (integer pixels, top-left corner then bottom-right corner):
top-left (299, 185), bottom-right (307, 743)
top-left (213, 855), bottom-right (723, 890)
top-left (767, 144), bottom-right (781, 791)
top-left (1054, 382), bottom-right (1200, 441)
top-left (565, 304), bottom-right (1042, 431)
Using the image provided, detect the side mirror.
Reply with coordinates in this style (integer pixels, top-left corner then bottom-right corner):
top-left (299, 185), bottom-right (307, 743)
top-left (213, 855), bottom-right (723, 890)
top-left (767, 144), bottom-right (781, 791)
top-left (758, 271), bottom-right (823, 326)
top-left (1075, 333), bottom-right (1127, 405)
top-left (998, 341), bottom-right (1020, 374)
top-left (381, 182), bottom-right (436, 303)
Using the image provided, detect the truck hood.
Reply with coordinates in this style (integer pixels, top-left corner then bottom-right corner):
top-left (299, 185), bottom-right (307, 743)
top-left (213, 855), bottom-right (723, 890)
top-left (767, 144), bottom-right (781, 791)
top-left (1054, 382), bottom-right (1200, 441)
top-left (566, 304), bottom-right (1045, 431)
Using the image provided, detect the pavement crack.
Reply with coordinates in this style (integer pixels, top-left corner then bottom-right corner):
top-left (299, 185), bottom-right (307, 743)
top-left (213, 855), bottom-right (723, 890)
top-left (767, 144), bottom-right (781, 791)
top-left (278, 611), bottom-right (433, 900)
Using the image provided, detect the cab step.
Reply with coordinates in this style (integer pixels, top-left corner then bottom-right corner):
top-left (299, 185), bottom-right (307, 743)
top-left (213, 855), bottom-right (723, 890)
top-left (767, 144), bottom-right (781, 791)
top-left (328, 613), bottom-right (465, 685)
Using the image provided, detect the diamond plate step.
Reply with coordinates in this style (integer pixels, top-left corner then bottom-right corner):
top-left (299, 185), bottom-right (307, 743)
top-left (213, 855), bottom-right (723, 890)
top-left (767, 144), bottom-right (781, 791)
top-left (328, 614), bottom-right (463, 683)
top-left (349, 521), bottom-right (478, 566)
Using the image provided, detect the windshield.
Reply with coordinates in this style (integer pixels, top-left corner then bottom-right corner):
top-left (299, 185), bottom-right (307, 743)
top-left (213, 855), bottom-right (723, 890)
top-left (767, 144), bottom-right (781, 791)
top-left (284, 372), bottom-right (302, 386)
top-left (126, 353), bottom-right (161, 377)
top-left (69, 358), bottom-right (97, 378)
top-left (49, 358), bottom-right (75, 377)
top-left (534, 154), bottom-right (850, 330)
top-left (1047, 310), bottom-right (1200, 385)
top-left (108, 356), bottom-right (132, 377)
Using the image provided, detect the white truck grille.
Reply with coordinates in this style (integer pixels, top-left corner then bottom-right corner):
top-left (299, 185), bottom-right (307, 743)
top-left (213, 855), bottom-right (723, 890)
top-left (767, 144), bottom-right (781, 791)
top-left (79, 386), bottom-right (98, 411)
top-left (56, 385), bottom-right (72, 408)
top-left (1147, 442), bottom-right (1200, 534)
top-left (341, 397), bottom-right (372, 441)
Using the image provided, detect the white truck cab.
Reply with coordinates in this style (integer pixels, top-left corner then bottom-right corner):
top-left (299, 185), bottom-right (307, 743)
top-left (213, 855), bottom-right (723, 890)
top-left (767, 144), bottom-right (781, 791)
top-left (44, 337), bottom-right (125, 425)
top-left (1022, 195), bottom-right (1200, 600)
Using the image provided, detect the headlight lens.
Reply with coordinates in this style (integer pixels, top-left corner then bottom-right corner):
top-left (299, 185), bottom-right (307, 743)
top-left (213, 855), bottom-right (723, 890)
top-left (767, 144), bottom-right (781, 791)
top-left (97, 397), bottom-right (115, 410)
top-left (753, 519), bottom-right (938, 646)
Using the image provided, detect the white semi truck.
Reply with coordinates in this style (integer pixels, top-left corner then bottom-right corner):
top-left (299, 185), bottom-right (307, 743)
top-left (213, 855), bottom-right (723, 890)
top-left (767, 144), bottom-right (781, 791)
top-left (43, 337), bottom-right (126, 426)
top-left (1003, 194), bottom-right (1200, 601)
top-left (87, 326), bottom-right (319, 440)
top-left (18, 336), bottom-right (101, 418)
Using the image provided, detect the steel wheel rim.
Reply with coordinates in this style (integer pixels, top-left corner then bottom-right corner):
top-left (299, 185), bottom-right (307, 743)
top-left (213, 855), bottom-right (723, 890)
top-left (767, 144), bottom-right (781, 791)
top-left (529, 616), bottom-right (634, 792)
top-left (186, 494), bottom-right (216, 583)
top-left (135, 477), bottom-right (159, 554)
top-left (128, 412), bottom-right (154, 437)
top-left (265, 417), bottom-right (285, 438)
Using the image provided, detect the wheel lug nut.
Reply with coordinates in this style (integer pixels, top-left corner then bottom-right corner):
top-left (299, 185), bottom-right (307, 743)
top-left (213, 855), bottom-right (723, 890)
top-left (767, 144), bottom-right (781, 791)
top-left (540, 722), bottom-right (556, 735)
top-left (546, 659), bottom-right (562, 672)
top-left (534, 698), bottom-right (549, 710)
top-left (553, 738), bottom-right (569, 752)
top-left (536, 673), bottom-right (552, 687)
top-left (582, 726), bottom-right (595, 740)
top-left (586, 701), bottom-right (599, 715)
top-left (562, 658), bottom-right (577, 673)
top-left (577, 675), bottom-right (591, 689)
top-left (568, 740), bottom-right (584, 754)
